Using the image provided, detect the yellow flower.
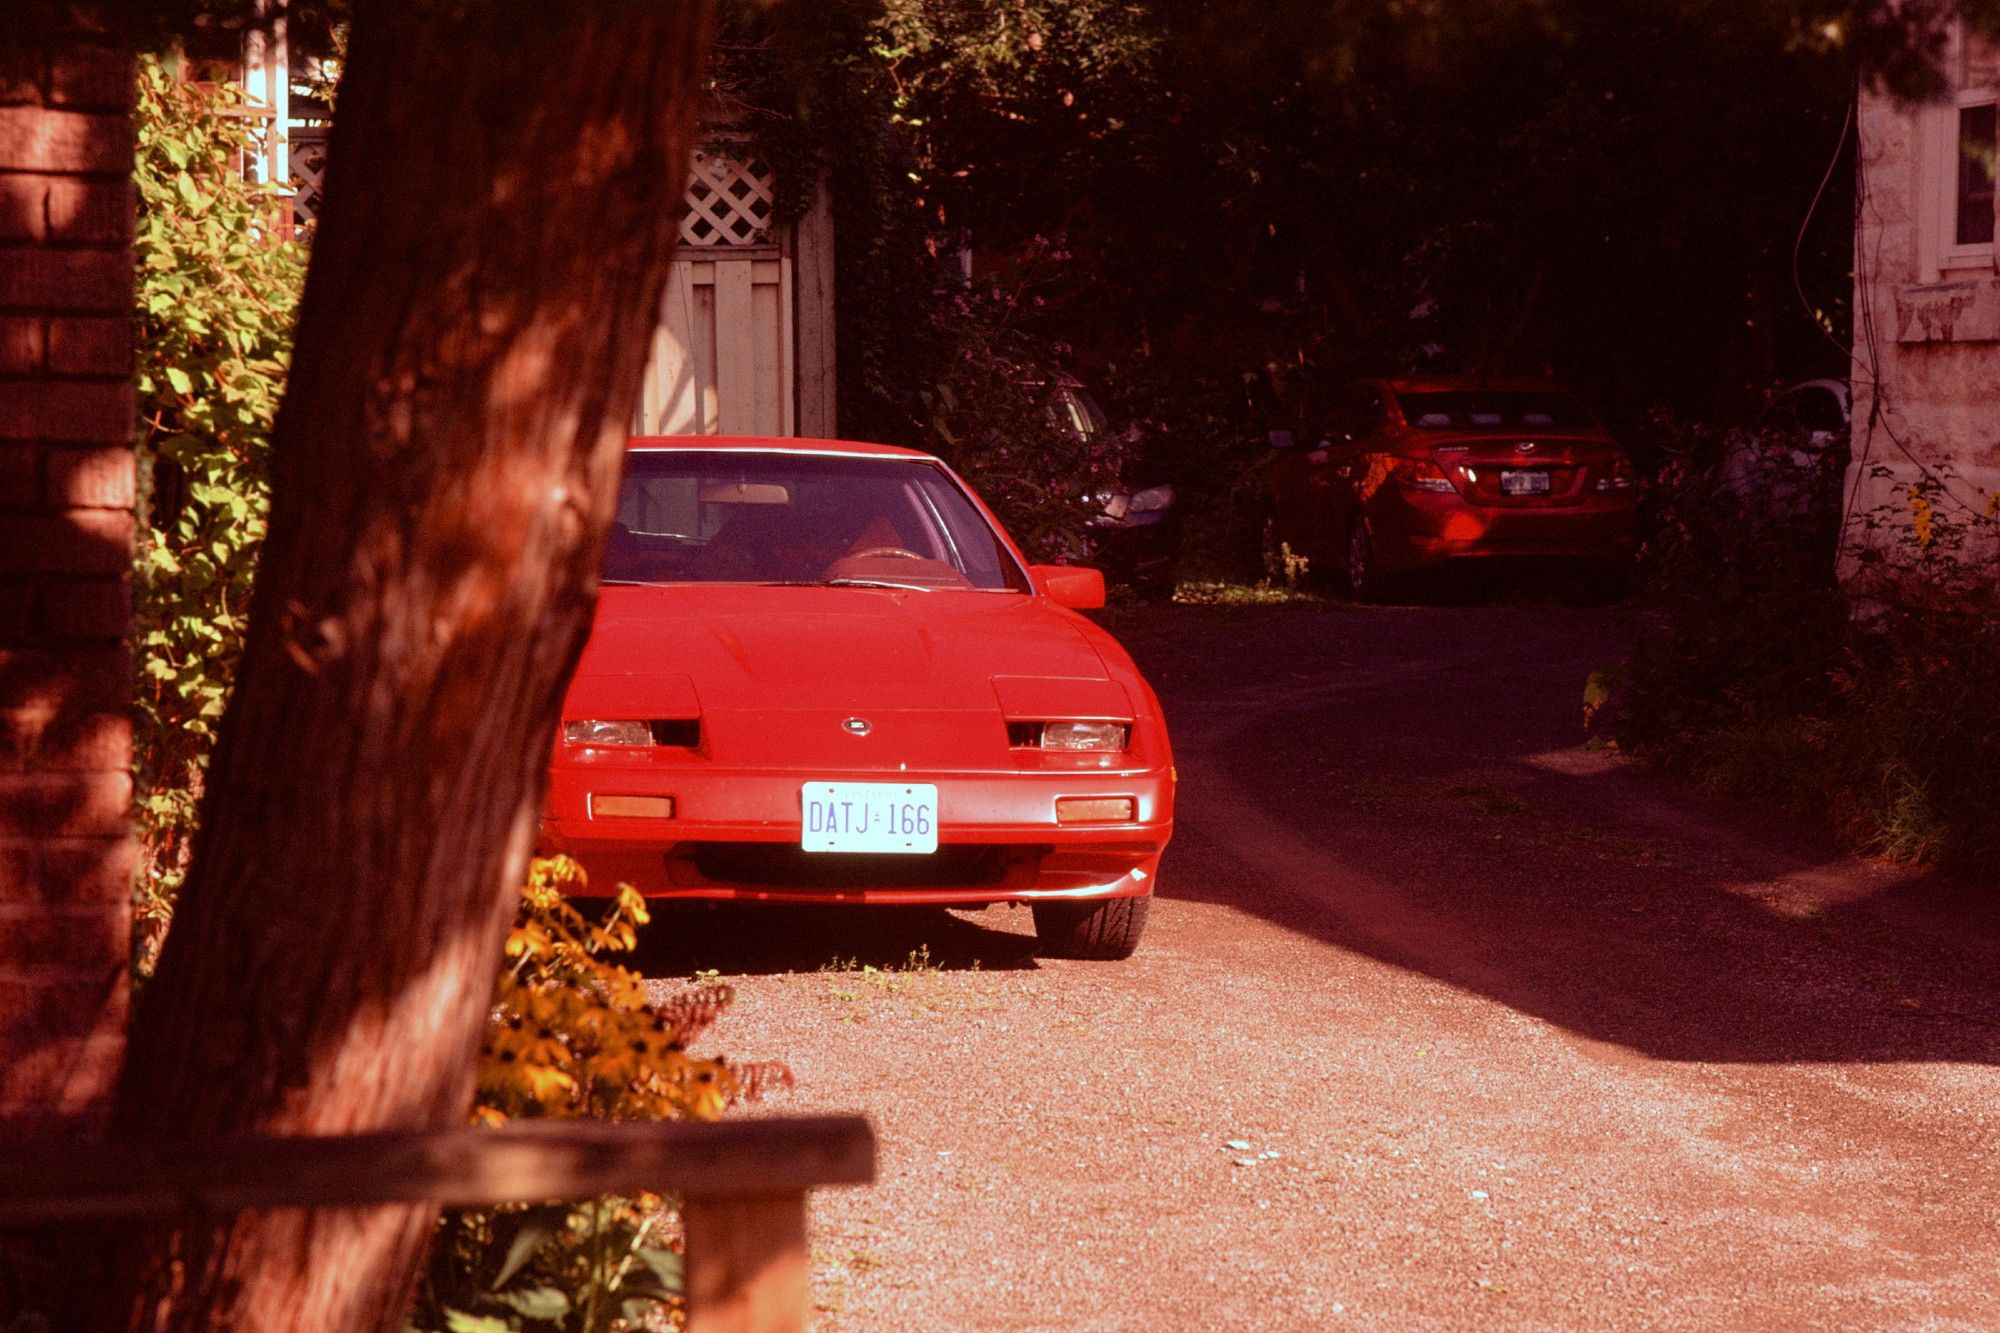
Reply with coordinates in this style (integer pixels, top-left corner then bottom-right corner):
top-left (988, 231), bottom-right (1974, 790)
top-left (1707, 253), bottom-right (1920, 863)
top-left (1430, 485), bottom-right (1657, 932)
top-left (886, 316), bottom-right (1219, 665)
top-left (1911, 491), bottom-right (1935, 549)
top-left (472, 854), bottom-right (782, 1125)
top-left (615, 885), bottom-right (652, 927)
top-left (519, 1063), bottom-right (578, 1106)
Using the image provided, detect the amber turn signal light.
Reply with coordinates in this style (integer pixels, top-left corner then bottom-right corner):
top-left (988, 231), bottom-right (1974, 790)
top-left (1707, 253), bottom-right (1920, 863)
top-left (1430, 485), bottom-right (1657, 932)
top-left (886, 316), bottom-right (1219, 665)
top-left (1055, 796), bottom-right (1136, 824)
top-left (590, 794), bottom-right (675, 819)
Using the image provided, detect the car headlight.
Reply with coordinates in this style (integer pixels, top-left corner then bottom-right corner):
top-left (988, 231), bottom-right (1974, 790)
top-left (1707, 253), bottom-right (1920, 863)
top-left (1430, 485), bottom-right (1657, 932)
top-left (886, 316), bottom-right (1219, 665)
top-left (1126, 485), bottom-right (1174, 514)
top-left (1038, 720), bottom-right (1129, 751)
top-left (564, 719), bottom-right (652, 746)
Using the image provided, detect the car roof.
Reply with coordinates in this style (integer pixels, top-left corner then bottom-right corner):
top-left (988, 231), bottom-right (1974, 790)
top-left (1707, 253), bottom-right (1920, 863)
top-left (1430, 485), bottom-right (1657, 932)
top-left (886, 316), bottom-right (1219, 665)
top-left (626, 434), bottom-right (937, 460)
top-left (1377, 375), bottom-right (1575, 396)
top-left (1773, 377), bottom-right (1850, 402)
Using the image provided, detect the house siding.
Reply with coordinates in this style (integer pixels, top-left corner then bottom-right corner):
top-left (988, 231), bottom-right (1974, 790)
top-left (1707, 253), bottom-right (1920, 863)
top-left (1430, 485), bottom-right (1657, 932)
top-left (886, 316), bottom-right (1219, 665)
top-left (1846, 53), bottom-right (2000, 603)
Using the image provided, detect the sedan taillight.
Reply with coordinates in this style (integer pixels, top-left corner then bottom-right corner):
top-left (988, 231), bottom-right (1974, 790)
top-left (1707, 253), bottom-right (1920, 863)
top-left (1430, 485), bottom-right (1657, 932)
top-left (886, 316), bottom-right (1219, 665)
top-left (1392, 458), bottom-right (1458, 493)
top-left (1594, 455), bottom-right (1635, 491)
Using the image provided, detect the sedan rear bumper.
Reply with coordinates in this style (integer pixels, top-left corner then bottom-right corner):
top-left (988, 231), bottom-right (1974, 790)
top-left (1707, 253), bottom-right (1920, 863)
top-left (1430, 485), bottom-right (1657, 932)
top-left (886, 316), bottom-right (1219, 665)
top-left (1375, 490), bottom-right (1636, 571)
top-left (540, 765), bottom-right (1173, 905)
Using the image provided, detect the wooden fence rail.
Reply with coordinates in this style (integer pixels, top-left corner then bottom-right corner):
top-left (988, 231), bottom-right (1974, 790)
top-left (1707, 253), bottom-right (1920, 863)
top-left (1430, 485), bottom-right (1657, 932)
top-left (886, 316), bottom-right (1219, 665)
top-left (0, 1115), bottom-right (875, 1333)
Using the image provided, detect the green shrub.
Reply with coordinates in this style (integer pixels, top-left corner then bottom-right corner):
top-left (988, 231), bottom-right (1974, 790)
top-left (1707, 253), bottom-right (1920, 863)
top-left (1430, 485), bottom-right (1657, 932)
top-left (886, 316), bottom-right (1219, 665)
top-left (410, 858), bottom-right (789, 1333)
top-left (130, 56), bottom-right (305, 971)
top-left (916, 254), bottom-right (1127, 562)
top-left (1600, 424), bottom-right (2000, 881)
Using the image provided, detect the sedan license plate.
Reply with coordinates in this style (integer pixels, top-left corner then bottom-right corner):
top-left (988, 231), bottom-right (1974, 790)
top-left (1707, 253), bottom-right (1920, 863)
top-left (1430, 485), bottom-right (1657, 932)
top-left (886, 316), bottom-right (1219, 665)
top-left (802, 782), bottom-right (938, 854)
top-left (1500, 469), bottom-right (1551, 496)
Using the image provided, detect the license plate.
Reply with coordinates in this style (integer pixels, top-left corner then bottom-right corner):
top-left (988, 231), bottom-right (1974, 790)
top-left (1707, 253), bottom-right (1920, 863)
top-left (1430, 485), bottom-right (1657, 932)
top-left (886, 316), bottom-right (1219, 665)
top-left (801, 782), bottom-right (938, 854)
top-left (1500, 469), bottom-right (1551, 496)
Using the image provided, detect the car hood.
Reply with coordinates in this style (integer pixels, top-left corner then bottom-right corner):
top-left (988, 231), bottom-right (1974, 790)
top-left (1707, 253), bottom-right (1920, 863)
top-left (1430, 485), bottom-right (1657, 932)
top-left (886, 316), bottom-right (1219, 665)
top-left (566, 585), bottom-right (1132, 769)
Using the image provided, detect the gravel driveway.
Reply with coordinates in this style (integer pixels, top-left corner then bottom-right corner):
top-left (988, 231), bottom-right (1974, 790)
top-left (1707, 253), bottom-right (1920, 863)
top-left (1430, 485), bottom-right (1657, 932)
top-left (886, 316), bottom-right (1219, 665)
top-left (643, 600), bottom-right (2000, 1330)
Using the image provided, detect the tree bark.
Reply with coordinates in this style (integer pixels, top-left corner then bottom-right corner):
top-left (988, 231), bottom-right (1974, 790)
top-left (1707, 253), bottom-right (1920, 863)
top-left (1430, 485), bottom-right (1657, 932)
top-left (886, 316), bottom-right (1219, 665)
top-left (102, 2), bottom-right (716, 1328)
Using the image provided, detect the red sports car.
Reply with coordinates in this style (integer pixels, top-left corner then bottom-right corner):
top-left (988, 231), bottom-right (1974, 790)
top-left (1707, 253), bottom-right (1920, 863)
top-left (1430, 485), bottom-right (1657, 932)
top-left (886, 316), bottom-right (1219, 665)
top-left (1266, 376), bottom-right (1637, 600)
top-left (539, 436), bottom-right (1174, 960)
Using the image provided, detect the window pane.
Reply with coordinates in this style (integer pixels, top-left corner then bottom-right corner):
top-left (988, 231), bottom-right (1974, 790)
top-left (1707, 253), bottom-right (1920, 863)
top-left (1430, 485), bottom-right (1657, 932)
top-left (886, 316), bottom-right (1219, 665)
top-left (1956, 102), bottom-right (1996, 246)
top-left (1395, 391), bottom-right (1599, 431)
top-left (1962, 31), bottom-right (2000, 92)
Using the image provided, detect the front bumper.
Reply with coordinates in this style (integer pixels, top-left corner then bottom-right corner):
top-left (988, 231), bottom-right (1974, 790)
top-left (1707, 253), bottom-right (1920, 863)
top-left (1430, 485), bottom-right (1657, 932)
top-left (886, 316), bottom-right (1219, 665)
top-left (540, 764), bottom-right (1174, 905)
top-left (1087, 512), bottom-right (1182, 589)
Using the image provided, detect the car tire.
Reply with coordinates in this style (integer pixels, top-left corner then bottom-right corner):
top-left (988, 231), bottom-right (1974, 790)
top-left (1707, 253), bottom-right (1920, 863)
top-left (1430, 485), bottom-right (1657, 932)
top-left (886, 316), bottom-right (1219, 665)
top-left (1347, 520), bottom-right (1388, 603)
top-left (1032, 895), bottom-right (1150, 960)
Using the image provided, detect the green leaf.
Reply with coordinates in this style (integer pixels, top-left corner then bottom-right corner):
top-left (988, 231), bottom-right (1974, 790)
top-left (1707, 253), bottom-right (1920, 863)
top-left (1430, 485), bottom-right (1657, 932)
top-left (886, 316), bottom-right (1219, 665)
top-left (495, 1287), bottom-right (569, 1320)
top-left (163, 366), bottom-right (193, 395)
top-left (491, 1205), bottom-right (569, 1290)
top-left (441, 1313), bottom-right (513, 1333)
top-left (630, 1243), bottom-right (684, 1296)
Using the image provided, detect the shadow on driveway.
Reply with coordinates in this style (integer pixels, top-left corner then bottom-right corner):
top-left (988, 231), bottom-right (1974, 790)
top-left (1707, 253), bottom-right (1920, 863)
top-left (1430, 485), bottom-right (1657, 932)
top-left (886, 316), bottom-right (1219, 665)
top-left (1120, 601), bottom-right (2000, 1067)
top-left (628, 902), bottom-right (1041, 978)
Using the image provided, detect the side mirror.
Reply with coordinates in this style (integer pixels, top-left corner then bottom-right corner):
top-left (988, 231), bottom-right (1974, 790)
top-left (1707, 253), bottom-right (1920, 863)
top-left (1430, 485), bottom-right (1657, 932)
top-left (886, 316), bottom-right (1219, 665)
top-left (1030, 564), bottom-right (1106, 610)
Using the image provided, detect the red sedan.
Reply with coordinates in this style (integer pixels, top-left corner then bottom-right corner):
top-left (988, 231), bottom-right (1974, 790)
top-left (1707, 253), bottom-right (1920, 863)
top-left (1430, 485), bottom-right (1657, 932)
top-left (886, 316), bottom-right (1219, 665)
top-left (539, 436), bottom-right (1174, 960)
top-left (1267, 377), bottom-right (1637, 600)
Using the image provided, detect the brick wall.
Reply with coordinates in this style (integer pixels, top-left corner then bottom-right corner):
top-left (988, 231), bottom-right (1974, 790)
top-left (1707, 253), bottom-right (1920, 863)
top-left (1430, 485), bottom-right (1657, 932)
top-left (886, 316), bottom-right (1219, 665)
top-left (0, 33), bottom-right (135, 1134)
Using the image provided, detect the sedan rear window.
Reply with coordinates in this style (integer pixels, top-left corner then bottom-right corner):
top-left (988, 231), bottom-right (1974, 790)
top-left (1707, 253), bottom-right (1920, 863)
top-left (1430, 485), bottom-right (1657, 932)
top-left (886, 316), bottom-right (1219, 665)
top-left (1396, 392), bottom-right (1598, 431)
top-left (608, 450), bottom-right (1029, 591)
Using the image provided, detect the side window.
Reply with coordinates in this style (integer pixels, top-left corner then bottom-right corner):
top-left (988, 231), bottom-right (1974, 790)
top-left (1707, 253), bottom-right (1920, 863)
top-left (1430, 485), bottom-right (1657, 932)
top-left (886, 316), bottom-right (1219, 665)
top-left (1045, 387), bottom-right (1104, 448)
top-left (1799, 388), bottom-right (1846, 435)
top-left (1055, 390), bottom-right (1094, 442)
top-left (1357, 387), bottom-right (1389, 437)
top-left (1337, 386), bottom-right (1385, 442)
top-left (1758, 392), bottom-right (1801, 434)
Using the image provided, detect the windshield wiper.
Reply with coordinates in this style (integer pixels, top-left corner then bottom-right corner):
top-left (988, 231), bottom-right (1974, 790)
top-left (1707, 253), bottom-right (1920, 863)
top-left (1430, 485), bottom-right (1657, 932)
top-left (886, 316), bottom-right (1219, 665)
top-left (822, 577), bottom-right (936, 592)
top-left (608, 578), bottom-right (942, 592)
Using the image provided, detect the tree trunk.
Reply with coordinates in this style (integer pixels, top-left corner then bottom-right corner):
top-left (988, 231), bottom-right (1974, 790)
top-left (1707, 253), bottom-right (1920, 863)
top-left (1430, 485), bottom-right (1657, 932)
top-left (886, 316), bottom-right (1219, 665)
top-left (102, 2), bottom-right (715, 1328)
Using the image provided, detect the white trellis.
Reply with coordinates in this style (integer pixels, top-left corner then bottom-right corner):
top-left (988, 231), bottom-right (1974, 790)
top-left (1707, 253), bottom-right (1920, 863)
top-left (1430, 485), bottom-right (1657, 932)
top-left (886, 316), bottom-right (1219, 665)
top-left (635, 149), bottom-right (835, 439)
top-left (241, 66), bottom-right (834, 437)
top-left (679, 151), bottom-right (779, 247)
top-left (287, 121), bottom-right (329, 227)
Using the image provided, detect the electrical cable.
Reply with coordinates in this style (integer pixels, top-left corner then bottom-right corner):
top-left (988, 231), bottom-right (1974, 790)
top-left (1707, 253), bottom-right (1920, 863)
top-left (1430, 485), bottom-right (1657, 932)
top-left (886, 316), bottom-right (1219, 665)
top-left (1821, 76), bottom-right (1992, 566)
top-left (1794, 97), bottom-right (1854, 364)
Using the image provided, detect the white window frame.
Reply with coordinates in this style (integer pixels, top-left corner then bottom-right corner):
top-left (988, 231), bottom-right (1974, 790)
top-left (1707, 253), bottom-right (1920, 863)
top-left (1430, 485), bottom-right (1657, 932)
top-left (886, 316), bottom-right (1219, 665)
top-left (1918, 25), bottom-right (2000, 279)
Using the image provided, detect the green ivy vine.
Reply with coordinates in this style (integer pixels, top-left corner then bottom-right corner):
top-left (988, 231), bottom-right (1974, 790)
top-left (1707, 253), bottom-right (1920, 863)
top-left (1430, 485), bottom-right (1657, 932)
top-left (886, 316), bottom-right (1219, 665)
top-left (132, 55), bottom-right (305, 969)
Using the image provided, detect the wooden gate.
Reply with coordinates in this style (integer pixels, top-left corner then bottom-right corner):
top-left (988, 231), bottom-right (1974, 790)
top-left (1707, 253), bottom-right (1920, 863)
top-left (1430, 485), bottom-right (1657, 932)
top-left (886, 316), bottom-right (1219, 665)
top-left (266, 113), bottom-right (835, 438)
top-left (636, 149), bottom-right (836, 439)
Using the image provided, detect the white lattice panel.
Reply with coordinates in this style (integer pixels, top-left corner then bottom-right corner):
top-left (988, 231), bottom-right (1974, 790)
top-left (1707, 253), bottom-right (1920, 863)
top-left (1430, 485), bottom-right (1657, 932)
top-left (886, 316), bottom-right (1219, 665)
top-left (288, 124), bottom-right (328, 228)
top-left (680, 151), bottom-right (777, 247)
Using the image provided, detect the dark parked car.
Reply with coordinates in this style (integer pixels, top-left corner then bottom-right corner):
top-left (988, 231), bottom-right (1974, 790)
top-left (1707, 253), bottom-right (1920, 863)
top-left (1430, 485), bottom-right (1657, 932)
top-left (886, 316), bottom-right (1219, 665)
top-left (1265, 376), bottom-right (1637, 600)
top-left (1044, 379), bottom-right (1182, 601)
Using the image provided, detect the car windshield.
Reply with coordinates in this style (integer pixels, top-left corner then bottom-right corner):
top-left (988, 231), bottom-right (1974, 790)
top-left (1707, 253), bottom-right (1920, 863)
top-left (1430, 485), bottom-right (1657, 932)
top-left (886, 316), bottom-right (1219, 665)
top-left (606, 450), bottom-right (1029, 592)
top-left (1396, 391), bottom-right (1598, 431)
